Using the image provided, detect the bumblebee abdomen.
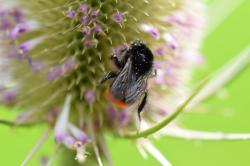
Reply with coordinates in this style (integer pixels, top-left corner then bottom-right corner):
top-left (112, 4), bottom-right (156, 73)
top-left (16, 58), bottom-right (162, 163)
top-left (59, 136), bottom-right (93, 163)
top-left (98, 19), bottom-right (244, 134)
top-left (105, 88), bottom-right (128, 108)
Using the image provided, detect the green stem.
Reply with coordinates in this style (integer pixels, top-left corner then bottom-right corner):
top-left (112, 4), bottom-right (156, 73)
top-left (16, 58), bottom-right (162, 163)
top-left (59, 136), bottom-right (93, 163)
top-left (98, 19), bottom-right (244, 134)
top-left (119, 78), bottom-right (209, 139)
top-left (0, 119), bottom-right (44, 127)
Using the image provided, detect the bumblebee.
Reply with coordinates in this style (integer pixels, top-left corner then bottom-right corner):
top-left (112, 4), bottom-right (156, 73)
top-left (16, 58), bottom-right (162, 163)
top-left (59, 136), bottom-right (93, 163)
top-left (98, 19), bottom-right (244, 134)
top-left (100, 40), bottom-right (155, 121)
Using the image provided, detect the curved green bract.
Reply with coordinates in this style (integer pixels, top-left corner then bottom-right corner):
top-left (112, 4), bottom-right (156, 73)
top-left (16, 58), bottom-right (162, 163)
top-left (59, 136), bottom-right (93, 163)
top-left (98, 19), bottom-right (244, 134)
top-left (120, 78), bottom-right (209, 139)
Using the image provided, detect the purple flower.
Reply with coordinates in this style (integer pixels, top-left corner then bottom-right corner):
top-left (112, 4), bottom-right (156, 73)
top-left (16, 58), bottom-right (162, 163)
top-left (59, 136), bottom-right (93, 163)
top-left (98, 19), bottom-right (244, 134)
top-left (84, 90), bottom-right (95, 104)
top-left (47, 67), bottom-right (63, 81)
top-left (68, 123), bottom-right (88, 144)
top-left (148, 27), bottom-right (160, 39)
top-left (165, 16), bottom-right (180, 24)
top-left (155, 47), bottom-right (164, 56)
top-left (166, 13), bottom-right (202, 28)
top-left (54, 96), bottom-right (72, 144)
top-left (78, 4), bottom-right (89, 13)
top-left (47, 58), bottom-right (76, 80)
top-left (63, 57), bottom-right (76, 70)
top-left (81, 26), bottom-right (91, 36)
top-left (0, 9), bottom-right (6, 17)
top-left (83, 39), bottom-right (96, 48)
top-left (157, 109), bottom-right (168, 116)
top-left (63, 136), bottom-right (76, 149)
top-left (140, 24), bottom-right (160, 40)
top-left (117, 110), bottom-right (129, 126)
top-left (2, 91), bottom-right (16, 104)
top-left (0, 18), bottom-right (11, 30)
top-left (113, 12), bottom-right (124, 23)
top-left (81, 16), bottom-right (90, 25)
top-left (11, 8), bottom-right (24, 23)
top-left (19, 41), bottom-right (33, 54)
top-left (66, 8), bottom-right (76, 18)
top-left (93, 23), bottom-right (102, 34)
top-left (8, 23), bottom-right (28, 39)
top-left (27, 57), bottom-right (45, 72)
top-left (91, 10), bottom-right (99, 20)
top-left (163, 33), bottom-right (178, 50)
top-left (107, 106), bottom-right (116, 119)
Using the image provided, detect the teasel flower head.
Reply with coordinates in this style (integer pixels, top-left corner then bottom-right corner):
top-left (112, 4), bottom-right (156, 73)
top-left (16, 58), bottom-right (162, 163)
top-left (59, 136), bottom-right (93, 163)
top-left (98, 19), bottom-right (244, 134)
top-left (0, 0), bottom-right (207, 165)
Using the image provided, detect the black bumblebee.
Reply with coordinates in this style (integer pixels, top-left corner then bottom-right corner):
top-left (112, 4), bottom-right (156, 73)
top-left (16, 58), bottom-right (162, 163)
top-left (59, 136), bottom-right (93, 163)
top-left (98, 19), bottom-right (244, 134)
top-left (100, 40), bottom-right (155, 121)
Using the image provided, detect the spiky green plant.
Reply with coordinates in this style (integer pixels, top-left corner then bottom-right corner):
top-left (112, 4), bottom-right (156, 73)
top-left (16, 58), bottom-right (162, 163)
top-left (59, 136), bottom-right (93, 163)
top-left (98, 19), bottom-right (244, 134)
top-left (1, 0), bottom-right (250, 166)
top-left (0, 0), bottom-right (209, 165)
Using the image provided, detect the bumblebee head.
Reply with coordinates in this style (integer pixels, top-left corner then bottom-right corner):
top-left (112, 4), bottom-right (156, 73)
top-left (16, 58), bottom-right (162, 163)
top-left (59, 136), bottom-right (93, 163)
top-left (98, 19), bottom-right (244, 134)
top-left (128, 40), bottom-right (154, 76)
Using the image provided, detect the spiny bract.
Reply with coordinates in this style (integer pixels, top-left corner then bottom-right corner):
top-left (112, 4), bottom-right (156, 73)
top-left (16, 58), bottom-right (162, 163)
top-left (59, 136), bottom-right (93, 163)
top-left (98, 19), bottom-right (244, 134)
top-left (0, 0), bottom-right (206, 165)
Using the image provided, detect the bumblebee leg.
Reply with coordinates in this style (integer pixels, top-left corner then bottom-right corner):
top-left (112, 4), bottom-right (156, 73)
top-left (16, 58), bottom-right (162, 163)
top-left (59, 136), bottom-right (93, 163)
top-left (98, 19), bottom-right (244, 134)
top-left (111, 47), bottom-right (129, 69)
top-left (99, 71), bottom-right (118, 84)
top-left (149, 68), bottom-right (157, 78)
top-left (137, 92), bottom-right (147, 122)
top-left (153, 68), bottom-right (157, 77)
top-left (111, 55), bottom-right (123, 69)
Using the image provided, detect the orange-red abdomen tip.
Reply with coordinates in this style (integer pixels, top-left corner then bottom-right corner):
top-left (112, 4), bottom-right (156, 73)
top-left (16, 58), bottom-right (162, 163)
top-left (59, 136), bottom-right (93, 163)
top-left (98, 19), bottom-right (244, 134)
top-left (105, 88), bottom-right (128, 108)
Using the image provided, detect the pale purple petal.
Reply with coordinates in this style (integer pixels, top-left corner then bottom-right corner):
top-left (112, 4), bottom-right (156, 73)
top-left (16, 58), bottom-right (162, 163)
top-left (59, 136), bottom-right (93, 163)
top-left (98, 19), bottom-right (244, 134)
top-left (63, 136), bottom-right (76, 149)
top-left (27, 57), bottom-right (45, 72)
top-left (83, 39), bottom-right (96, 48)
top-left (84, 90), bottom-right (95, 104)
top-left (163, 33), bottom-right (178, 50)
top-left (8, 23), bottom-right (28, 39)
top-left (11, 8), bottom-right (24, 23)
top-left (0, 9), bottom-right (6, 17)
top-left (2, 91), bottom-right (16, 103)
top-left (194, 54), bottom-right (205, 64)
top-left (91, 10), bottom-right (99, 20)
top-left (154, 61), bottom-right (162, 69)
top-left (31, 61), bottom-right (45, 72)
top-left (148, 27), bottom-right (160, 39)
top-left (117, 110), bottom-right (129, 126)
top-left (78, 4), bottom-right (89, 13)
top-left (62, 57), bottom-right (77, 71)
top-left (68, 123), bottom-right (88, 144)
top-left (93, 23), bottom-right (102, 34)
top-left (165, 16), bottom-right (179, 24)
top-left (0, 18), bottom-right (11, 30)
top-left (155, 47), bottom-right (164, 56)
top-left (140, 24), bottom-right (160, 40)
top-left (19, 41), bottom-right (33, 54)
top-left (81, 26), bottom-right (91, 36)
top-left (66, 8), bottom-right (75, 18)
top-left (81, 16), bottom-right (90, 25)
top-left (113, 12), bottom-right (124, 23)
top-left (107, 106), bottom-right (116, 119)
top-left (47, 67), bottom-right (62, 81)
top-left (54, 95), bottom-right (72, 144)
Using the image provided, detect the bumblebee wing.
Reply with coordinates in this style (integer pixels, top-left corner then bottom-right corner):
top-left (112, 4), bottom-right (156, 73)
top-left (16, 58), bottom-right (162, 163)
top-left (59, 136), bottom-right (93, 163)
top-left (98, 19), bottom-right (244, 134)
top-left (110, 58), bottom-right (147, 104)
top-left (110, 58), bottom-right (136, 101)
top-left (125, 76), bottom-right (147, 104)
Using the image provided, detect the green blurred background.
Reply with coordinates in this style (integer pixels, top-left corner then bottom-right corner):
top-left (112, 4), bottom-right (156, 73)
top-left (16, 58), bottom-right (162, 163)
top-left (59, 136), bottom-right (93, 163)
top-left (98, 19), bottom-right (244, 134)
top-left (1, 0), bottom-right (250, 165)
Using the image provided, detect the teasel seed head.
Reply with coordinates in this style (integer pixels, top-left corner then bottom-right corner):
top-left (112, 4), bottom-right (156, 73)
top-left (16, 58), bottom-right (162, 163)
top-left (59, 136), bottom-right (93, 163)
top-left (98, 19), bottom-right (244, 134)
top-left (0, 0), bottom-right (206, 165)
